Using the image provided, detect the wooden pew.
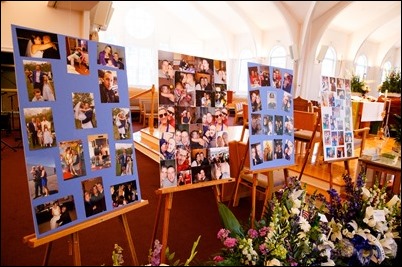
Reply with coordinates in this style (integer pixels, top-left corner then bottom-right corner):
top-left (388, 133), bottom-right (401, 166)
top-left (293, 110), bottom-right (320, 156)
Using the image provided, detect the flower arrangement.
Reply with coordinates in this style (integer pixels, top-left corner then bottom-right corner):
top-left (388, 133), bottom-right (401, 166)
top-left (213, 177), bottom-right (334, 266)
top-left (102, 244), bottom-right (124, 266)
top-left (326, 172), bottom-right (401, 266)
top-left (213, 174), bottom-right (401, 266)
top-left (148, 236), bottom-right (201, 266)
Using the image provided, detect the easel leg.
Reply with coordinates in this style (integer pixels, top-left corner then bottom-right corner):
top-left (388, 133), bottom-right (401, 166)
top-left (71, 233), bottom-right (81, 266)
top-left (160, 193), bottom-right (173, 264)
top-left (250, 173), bottom-right (258, 228)
top-left (213, 184), bottom-right (222, 204)
top-left (120, 214), bottom-right (139, 265)
top-left (151, 194), bottom-right (163, 250)
top-left (42, 242), bottom-right (52, 266)
top-left (231, 176), bottom-right (241, 207)
top-left (329, 163), bottom-right (333, 189)
top-left (231, 140), bottom-right (250, 207)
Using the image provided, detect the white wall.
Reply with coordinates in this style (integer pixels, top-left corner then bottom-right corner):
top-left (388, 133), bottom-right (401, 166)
top-left (1, 1), bottom-right (85, 52)
top-left (2, 1), bottom-right (399, 101)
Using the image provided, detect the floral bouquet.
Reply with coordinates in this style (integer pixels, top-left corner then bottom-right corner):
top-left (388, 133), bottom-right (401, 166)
top-left (147, 236), bottom-right (201, 266)
top-left (326, 172), bottom-right (401, 266)
top-left (213, 177), bottom-right (335, 266)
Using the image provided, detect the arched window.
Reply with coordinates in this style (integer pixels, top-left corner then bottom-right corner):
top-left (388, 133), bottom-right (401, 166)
top-left (237, 49), bottom-right (253, 96)
top-left (269, 46), bottom-right (287, 68)
top-left (381, 61), bottom-right (392, 82)
top-left (98, 5), bottom-right (155, 87)
top-left (355, 55), bottom-right (368, 80)
top-left (321, 46), bottom-right (336, 77)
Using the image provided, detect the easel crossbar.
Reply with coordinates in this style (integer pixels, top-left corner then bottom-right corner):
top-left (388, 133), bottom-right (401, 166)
top-left (155, 178), bottom-right (234, 195)
top-left (23, 200), bottom-right (148, 248)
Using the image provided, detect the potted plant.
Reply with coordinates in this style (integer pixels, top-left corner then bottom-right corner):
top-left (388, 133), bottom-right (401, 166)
top-left (350, 74), bottom-right (366, 96)
top-left (379, 69), bottom-right (401, 95)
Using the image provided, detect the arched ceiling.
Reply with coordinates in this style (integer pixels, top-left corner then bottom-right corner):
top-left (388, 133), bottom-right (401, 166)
top-left (50, 1), bottom-right (401, 56)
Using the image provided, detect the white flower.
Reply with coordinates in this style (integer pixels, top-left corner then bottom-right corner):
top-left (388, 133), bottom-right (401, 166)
top-left (361, 187), bottom-right (371, 200)
top-left (321, 259), bottom-right (335, 266)
top-left (290, 189), bottom-right (304, 200)
top-left (328, 218), bottom-right (343, 241)
top-left (342, 228), bottom-right (355, 239)
top-left (374, 221), bottom-right (388, 234)
top-left (291, 207), bottom-right (300, 215)
top-left (265, 258), bottom-right (282, 266)
top-left (386, 195), bottom-right (400, 209)
top-left (380, 236), bottom-right (398, 258)
top-left (363, 206), bottom-right (376, 228)
top-left (293, 198), bottom-right (301, 209)
top-left (298, 216), bottom-right (311, 232)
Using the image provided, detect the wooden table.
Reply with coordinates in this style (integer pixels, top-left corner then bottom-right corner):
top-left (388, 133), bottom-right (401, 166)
top-left (358, 156), bottom-right (401, 195)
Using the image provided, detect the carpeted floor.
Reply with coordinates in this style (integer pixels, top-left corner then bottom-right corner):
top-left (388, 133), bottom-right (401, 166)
top-left (2, 117), bottom-right (401, 266)
top-left (1, 119), bottom-right (255, 266)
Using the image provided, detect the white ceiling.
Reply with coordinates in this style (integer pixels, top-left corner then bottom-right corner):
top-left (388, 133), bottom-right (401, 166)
top-left (48, 1), bottom-right (401, 49)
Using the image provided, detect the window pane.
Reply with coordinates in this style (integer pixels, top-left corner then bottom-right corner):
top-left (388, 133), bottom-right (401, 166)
top-left (269, 46), bottom-right (287, 68)
top-left (238, 49), bottom-right (253, 96)
top-left (355, 55), bottom-right (367, 79)
top-left (321, 46), bottom-right (336, 77)
top-left (381, 61), bottom-right (392, 82)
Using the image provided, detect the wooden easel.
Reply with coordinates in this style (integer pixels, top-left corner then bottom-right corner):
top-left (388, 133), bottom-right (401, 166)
top-left (151, 179), bottom-right (234, 264)
top-left (298, 108), bottom-right (357, 188)
top-left (23, 200), bottom-right (149, 266)
top-left (231, 139), bottom-right (291, 226)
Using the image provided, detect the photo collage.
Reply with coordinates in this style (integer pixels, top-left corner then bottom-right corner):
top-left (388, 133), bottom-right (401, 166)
top-left (320, 75), bottom-right (354, 161)
top-left (13, 25), bottom-right (141, 238)
top-left (158, 51), bottom-right (230, 188)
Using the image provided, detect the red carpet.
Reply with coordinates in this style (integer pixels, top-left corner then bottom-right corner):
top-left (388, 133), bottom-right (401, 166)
top-left (1, 123), bottom-right (254, 266)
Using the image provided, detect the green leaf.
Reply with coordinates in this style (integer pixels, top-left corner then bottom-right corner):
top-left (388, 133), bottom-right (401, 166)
top-left (168, 251), bottom-right (175, 261)
top-left (184, 235), bottom-right (201, 266)
top-left (217, 202), bottom-right (244, 237)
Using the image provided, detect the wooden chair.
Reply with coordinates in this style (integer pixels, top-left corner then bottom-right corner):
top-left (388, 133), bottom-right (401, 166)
top-left (296, 106), bottom-right (370, 189)
top-left (233, 102), bottom-right (245, 125)
top-left (140, 100), bottom-right (158, 127)
top-left (293, 96), bottom-right (313, 112)
top-left (353, 127), bottom-right (370, 157)
top-left (129, 97), bottom-right (141, 122)
top-left (229, 140), bottom-right (288, 224)
top-left (293, 110), bottom-right (321, 159)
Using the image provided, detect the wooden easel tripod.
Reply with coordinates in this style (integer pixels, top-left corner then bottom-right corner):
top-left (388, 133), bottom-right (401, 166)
top-left (151, 179), bottom-right (234, 264)
top-left (297, 107), bottom-right (358, 189)
top-left (230, 139), bottom-right (291, 227)
top-left (23, 200), bottom-right (148, 266)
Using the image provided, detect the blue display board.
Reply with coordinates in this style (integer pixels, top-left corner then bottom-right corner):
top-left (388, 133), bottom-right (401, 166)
top-left (11, 25), bottom-right (141, 238)
top-left (246, 62), bottom-right (295, 171)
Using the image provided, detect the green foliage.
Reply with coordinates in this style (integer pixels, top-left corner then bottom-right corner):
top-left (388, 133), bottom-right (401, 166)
top-left (217, 202), bottom-right (244, 238)
top-left (165, 235), bottom-right (201, 266)
top-left (380, 70), bottom-right (401, 94)
top-left (350, 74), bottom-right (365, 93)
top-left (391, 113), bottom-right (401, 144)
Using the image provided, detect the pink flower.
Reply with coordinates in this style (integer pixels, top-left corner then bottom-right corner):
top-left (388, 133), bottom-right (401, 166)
top-left (247, 228), bottom-right (258, 238)
top-left (223, 237), bottom-right (237, 248)
top-left (213, 255), bottom-right (224, 262)
top-left (217, 228), bottom-right (230, 241)
top-left (259, 243), bottom-right (269, 255)
top-left (259, 226), bottom-right (270, 237)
